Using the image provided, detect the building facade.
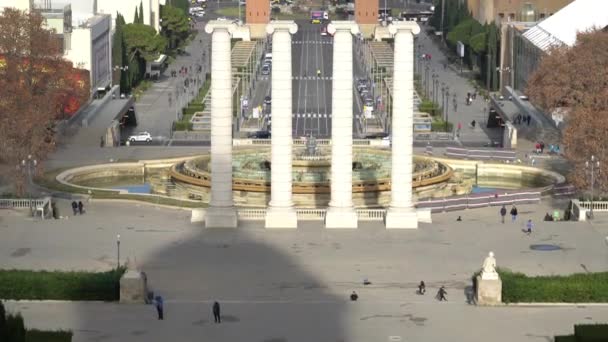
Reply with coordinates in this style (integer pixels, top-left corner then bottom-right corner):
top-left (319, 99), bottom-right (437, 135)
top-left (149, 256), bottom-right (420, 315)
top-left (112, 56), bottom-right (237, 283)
top-left (355, 0), bottom-right (378, 24)
top-left (63, 14), bottom-right (113, 96)
top-left (246, 0), bottom-right (269, 24)
top-left (468, 0), bottom-right (573, 24)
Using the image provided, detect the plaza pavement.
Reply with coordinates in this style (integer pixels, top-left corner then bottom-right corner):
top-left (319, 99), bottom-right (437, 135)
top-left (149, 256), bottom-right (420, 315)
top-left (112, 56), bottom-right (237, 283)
top-left (2, 200), bottom-right (608, 341)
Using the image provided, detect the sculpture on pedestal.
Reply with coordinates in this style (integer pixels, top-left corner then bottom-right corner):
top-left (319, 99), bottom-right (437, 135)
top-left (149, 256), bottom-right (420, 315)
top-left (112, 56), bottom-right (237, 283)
top-left (480, 251), bottom-right (498, 279)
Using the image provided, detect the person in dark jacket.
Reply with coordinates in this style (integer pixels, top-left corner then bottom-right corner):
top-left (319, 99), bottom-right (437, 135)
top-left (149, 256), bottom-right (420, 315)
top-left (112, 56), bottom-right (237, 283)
top-left (500, 205), bottom-right (507, 223)
top-left (155, 295), bottom-right (164, 320)
top-left (350, 291), bottom-right (359, 301)
top-left (418, 281), bottom-right (426, 295)
top-left (437, 286), bottom-right (447, 301)
top-left (71, 201), bottom-right (78, 215)
top-left (510, 205), bottom-right (518, 222)
top-left (77, 201), bottom-right (84, 214)
top-left (213, 301), bottom-right (221, 323)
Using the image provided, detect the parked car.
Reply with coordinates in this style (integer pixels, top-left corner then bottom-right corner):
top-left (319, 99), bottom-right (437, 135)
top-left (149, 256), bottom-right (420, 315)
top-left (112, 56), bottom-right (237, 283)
top-left (264, 96), bottom-right (272, 105)
top-left (357, 83), bottom-right (368, 92)
top-left (128, 132), bottom-right (152, 142)
top-left (261, 64), bottom-right (271, 75)
top-left (364, 97), bottom-right (374, 107)
top-left (359, 88), bottom-right (369, 97)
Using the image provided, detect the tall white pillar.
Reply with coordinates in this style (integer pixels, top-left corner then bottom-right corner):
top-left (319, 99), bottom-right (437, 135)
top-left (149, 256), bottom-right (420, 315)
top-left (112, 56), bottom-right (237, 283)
top-left (265, 21), bottom-right (298, 229)
top-left (385, 22), bottom-right (421, 229)
top-left (325, 21), bottom-right (360, 229)
top-left (204, 21), bottom-right (238, 228)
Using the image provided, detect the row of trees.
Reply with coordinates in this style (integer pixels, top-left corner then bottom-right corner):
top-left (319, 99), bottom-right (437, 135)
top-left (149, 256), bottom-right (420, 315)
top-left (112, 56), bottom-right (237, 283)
top-left (111, 4), bottom-right (190, 93)
top-left (0, 9), bottom-right (89, 192)
top-left (430, 0), bottom-right (500, 91)
top-left (527, 30), bottom-right (608, 190)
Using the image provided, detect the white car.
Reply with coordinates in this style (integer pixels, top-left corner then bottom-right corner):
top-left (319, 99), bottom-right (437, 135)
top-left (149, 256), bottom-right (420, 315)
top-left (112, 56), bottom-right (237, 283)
top-left (128, 132), bottom-right (152, 142)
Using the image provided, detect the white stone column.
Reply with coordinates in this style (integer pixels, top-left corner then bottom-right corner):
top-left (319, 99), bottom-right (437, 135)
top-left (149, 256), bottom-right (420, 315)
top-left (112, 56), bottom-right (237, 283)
top-left (385, 22), bottom-right (421, 229)
top-left (204, 21), bottom-right (238, 228)
top-left (265, 21), bottom-right (298, 229)
top-left (325, 21), bottom-right (360, 229)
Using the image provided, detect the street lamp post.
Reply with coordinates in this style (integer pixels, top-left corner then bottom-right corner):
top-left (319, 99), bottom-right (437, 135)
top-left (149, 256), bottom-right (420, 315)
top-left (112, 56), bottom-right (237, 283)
top-left (424, 64), bottom-right (430, 99)
top-left (19, 155), bottom-right (38, 215)
top-left (586, 155), bottom-right (600, 220)
top-left (116, 234), bottom-right (121, 269)
top-left (444, 88), bottom-right (450, 132)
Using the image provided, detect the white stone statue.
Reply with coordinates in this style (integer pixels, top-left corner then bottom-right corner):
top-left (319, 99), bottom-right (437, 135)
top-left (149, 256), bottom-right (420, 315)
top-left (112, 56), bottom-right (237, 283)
top-left (480, 251), bottom-right (498, 280)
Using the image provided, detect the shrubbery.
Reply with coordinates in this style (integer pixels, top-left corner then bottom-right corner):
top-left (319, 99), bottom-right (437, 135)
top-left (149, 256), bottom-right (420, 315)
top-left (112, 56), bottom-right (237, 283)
top-left (0, 301), bottom-right (72, 342)
top-left (0, 268), bottom-right (125, 301)
top-left (499, 268), bottom-right (608, 303)
top-left (555, 324), bottom-right (608, 342)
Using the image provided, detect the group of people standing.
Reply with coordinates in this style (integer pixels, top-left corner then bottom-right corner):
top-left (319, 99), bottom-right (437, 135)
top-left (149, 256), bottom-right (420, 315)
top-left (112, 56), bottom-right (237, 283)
top-left (500, 205), bottom-right (534, 234)
top-left (513, 113), bottom-right (532, 126)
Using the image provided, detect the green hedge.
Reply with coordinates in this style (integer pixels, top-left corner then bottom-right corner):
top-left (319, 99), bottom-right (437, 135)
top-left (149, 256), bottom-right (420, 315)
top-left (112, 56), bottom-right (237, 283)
top-left (0, 268), bottom-right (125, 301)
top-left (499, 269), bottom-right (608, 303)
top-left (26, 330), bottom-right (72, 342)
top-left (554, 324), bottom-right (608, 342)
top-left (431, 120), bottom-right (453, 132)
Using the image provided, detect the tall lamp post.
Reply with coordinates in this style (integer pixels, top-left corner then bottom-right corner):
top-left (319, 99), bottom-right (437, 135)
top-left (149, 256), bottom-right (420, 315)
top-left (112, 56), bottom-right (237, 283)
top-left (444, 87), bottom-right (450, 132)
top-left (116, 234), bottom-right (121, 269)
top-left (586, 155), bottom-right (600, 220)
top-left (18, 155), bottom-right (37, 215)
top-left (424, 63), bottom-right (430, 99)
top-left (432, 73), bottom-right (439, 106)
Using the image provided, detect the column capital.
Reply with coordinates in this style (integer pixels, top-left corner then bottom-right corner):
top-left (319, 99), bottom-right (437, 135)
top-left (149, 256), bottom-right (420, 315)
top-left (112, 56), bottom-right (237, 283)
top-left (266, 20), bottom-right (298, 35)
top-left (205, 21), bottom-right (237, 34)
top-left (388, 21), bottom-right (420, 36)
top-left (327, 21), bottom-right (359, 35)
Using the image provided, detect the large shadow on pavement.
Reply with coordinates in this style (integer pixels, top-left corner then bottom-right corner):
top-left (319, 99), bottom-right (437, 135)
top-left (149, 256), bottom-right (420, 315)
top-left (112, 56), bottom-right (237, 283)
top-left (76, 220), bottom-right (347, 342)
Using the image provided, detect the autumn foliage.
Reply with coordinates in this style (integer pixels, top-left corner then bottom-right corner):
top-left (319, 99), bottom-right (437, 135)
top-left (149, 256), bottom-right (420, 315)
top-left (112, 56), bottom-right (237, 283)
top-left (0, 8), bottom-right (89, 192)
top-left (527, 29), bottom-right (608, 191)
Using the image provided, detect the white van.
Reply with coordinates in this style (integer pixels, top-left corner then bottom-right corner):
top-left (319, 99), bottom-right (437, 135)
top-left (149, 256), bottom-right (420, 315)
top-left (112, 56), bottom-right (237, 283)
top-left (264, 53), bottom-right (272, 63)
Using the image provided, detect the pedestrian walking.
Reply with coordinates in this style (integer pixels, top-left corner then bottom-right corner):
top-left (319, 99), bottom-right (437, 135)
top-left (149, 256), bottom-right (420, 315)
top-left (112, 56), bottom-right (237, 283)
top-left (436, 286), bottom-right (447, 301)
top-left (71, 201), bottom-right (78, 215)
top-left (418, 281), bottom-right (426, 295)
top-left (212, 301), bottom-right (221, 323)
top-left (510, 205), bottom-right (518, 222)
top-left (155, 295), bottom-right (164, 320)
top-left (524, 219), bottom-right (533, 235)
top-left (77, 201), bottom-right (84, 215)
top-left (500, 205), bottom-right (507, 224)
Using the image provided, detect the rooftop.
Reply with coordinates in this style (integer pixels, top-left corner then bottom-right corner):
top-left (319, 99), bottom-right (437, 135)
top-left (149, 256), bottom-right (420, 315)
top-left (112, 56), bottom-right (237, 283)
top-left (523, 0), bottom-right (608, 51)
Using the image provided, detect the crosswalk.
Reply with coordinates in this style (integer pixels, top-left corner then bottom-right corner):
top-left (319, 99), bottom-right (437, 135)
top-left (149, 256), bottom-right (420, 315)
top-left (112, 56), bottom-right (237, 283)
top-left (292, 41), bottom-right (333, 45)
top-left (260, 76), bottom-right (333, 81)
top-left (292, 113), bottom-right (332, 118)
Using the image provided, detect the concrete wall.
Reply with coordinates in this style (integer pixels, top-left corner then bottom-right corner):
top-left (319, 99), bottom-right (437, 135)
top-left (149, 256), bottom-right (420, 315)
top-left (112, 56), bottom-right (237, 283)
top-left (246, 0), bottom-right (269, 24)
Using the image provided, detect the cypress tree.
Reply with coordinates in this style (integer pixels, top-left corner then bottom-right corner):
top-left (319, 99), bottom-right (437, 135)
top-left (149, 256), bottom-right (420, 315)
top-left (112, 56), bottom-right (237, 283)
top-left (139, 1), bottom-right (144, 24)
top-left (134, 6), bottom-right (139, 24)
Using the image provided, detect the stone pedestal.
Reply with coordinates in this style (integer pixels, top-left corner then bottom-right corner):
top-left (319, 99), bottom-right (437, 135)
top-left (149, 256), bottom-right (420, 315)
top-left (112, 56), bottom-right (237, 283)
top-left (325, 21), bottom-right (360, 229)
top-left (205, 206), bottom-right (238, 228)
top-left (385, 208), bottom-right (418, 229)
top-left (476, 275), bottom-right (502, 306)
top-left (205, 21), bottom-right (238, 228)
top-left (265, 21), bottom-right (298, 229)
top-left (325, 207), bottom-right (359, 229)
top-left (120, 269), bottom-right (148, 304)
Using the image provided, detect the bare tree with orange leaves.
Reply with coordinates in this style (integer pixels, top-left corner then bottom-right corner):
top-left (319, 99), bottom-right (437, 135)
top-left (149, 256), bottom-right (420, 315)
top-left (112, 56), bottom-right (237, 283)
top-left (527, 29), bottom-right (608, 192)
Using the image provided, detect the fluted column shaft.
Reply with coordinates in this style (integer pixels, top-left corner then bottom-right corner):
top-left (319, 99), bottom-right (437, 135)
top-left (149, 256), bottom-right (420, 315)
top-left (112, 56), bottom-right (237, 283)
top-left (265, 21), bottom-right (298, 229)
top-left (269, 28), bottom-right (294, 208)
top-left (390, 29), bottom-right (414, 209)
top-left (205, 21), bottom-right (238, 228)
top-left (329, 29), bottom-right (355, 209)
top-left (209, 28), bottom-right (234, 208)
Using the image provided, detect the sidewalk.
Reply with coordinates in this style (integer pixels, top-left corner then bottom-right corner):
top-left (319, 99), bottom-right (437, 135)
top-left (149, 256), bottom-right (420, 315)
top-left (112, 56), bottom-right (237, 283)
top-left (416, 29), bottom-right (502, 145)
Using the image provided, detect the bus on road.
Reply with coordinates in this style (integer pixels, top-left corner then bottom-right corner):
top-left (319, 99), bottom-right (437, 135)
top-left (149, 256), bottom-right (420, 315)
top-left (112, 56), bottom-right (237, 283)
top-left (311, 10), bottom-right (328, 24)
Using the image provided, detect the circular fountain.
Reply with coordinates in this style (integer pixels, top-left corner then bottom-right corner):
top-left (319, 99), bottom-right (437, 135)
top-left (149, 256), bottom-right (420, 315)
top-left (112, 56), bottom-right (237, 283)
top-left (169, 143), bottom-right (454, 207)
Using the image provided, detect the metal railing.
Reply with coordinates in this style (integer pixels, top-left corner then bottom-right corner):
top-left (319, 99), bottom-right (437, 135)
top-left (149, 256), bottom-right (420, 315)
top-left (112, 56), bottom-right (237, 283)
top-left (578, 201), bottom-right (608, 212)
top-left (417, 189), bottom-right (542, 213)
top-left (236, 208), bottom-right (387, 221)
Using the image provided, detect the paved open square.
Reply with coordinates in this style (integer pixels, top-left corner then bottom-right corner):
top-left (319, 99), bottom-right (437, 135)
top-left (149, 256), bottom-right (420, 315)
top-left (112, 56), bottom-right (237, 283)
top-left (3, 200), bottom-right (608, 341)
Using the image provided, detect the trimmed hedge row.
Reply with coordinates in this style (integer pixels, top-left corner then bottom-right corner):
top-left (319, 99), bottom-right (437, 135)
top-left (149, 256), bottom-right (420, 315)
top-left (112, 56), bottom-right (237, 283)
top-left (499, 268), bottom-right (608, 303)
top-left (0, 268), bottom-right (125, 301)
top-left (1, 301), bottom-right (72, 342)
top-left (555, 324), bottom-right (608, 342)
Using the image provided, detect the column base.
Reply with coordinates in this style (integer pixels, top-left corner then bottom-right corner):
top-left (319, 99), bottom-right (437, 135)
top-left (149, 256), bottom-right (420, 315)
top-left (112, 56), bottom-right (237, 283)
top-left (205, 206), bottom-right (238, 228)
top-left (265, 207), bottom-right (298, 229)
top-left (385, 207), bottom-right (418, 229)
top-left (475, 275), bottom-right (502, 306)
top-left (325, 207), bottom-right (358, 229)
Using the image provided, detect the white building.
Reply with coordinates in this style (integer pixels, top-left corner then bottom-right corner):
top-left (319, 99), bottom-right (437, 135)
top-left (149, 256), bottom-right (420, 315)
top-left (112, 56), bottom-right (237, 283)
top-left (63, 14), bottom-right (113, 95)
